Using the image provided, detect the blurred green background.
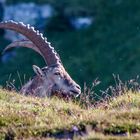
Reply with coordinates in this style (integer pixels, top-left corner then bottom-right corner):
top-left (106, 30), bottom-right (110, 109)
top-left (0, 0), bottom-right (140, 91)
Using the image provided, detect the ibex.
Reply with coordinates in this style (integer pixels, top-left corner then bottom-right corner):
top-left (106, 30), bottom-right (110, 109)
top-left (0, 20), bottom-right (81, 98)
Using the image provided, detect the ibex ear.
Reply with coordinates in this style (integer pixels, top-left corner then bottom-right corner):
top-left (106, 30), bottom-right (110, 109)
top-left (33, 65), bottom-right (45, 77)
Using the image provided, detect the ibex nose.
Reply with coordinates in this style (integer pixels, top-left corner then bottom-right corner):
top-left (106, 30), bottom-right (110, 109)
top-left (70, 84), bottom-right (81, 97)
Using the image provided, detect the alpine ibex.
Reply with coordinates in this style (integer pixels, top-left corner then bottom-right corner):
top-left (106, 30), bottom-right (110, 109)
top-left (0, 20), bottom-right (81, 98)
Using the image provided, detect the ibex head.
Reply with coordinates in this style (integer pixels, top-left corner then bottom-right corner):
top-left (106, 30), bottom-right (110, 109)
top-left (32, 64), bottom-right (81, 97)
top-left (0, 20), bottom-right (81, 98)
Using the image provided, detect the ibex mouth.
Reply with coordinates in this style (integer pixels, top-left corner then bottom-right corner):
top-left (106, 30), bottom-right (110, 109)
top-left (70, 90), bottom-right (81, 97)
top-left (70, 90), bottom-right (79, 94)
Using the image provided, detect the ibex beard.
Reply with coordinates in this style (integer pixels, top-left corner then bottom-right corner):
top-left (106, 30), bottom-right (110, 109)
top-left (0, 20), bottom-right (81, 98)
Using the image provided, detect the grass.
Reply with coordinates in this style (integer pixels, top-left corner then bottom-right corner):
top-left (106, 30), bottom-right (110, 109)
top-left (0, 88), bottom-right (140, 139)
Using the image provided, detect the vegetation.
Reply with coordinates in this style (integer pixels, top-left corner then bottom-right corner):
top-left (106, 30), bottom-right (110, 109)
top-left (0, 1), bottom-right (140, 139)
top-left (0, 88), bottom-right (140, 139)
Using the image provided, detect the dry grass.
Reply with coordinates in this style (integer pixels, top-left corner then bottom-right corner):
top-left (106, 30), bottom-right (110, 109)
top-left (0, 87), bottom-right (140, 139)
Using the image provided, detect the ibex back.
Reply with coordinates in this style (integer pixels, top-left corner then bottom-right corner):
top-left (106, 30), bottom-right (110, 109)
top-left (0, 20), bottom-right (81, 98)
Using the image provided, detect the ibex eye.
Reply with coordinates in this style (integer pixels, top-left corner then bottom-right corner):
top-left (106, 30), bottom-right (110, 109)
top-left (54, 72), bottom-right (60, 75)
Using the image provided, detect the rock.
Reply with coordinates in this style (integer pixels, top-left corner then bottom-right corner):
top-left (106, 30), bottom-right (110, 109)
top-left (0, 0), bottom-right (6, 4)
top-left (3, 2), bottom-right (54, 41)
top-left (70, 16), bottom-right (93, 29)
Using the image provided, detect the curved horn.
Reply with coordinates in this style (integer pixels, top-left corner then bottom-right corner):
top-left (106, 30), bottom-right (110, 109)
top-left (3, 39), bottom-right (42, 56)
top-left (0, 20), bottom-right (61, 66)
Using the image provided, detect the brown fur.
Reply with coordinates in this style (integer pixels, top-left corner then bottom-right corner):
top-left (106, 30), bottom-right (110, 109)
top-left (0, 21), bottom-right (81, 98)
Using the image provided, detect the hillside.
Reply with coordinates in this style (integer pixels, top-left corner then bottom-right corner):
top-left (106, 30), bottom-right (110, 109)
top-left (0, 89), bottom-right (140, 139)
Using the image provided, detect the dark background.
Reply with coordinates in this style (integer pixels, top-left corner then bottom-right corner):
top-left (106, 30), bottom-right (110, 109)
top-left (0, 0), bottom-right (140, 92)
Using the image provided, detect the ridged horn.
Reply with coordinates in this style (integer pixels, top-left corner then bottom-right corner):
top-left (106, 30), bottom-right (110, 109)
top-left (0, 20), bottom-right (61, 66)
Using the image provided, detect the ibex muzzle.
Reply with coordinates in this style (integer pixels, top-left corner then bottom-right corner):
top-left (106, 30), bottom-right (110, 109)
top-left (0, 20), bottom-right (81, 98)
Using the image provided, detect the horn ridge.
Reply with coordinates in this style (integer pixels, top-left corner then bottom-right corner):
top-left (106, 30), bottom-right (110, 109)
top-left (0, 20), bottom-right (60, 66)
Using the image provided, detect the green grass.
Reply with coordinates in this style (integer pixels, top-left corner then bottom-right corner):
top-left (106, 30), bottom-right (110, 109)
top-left (0, 89), bottom-right (140, 139)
